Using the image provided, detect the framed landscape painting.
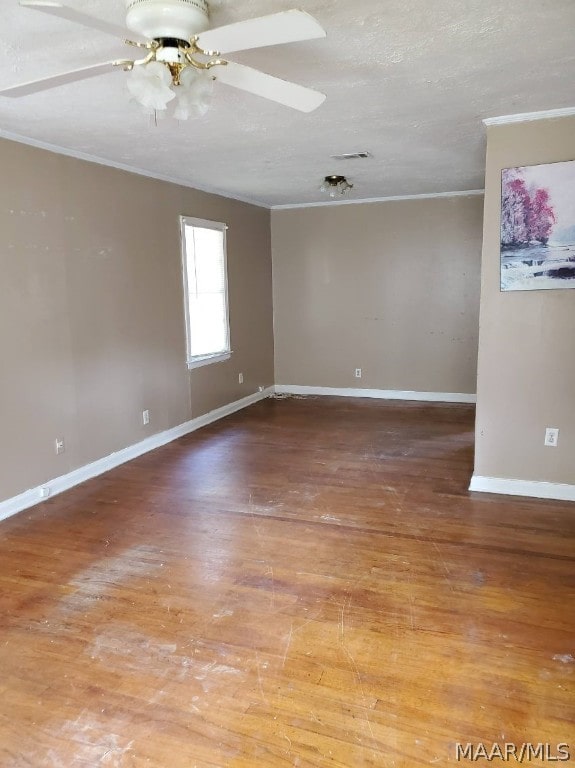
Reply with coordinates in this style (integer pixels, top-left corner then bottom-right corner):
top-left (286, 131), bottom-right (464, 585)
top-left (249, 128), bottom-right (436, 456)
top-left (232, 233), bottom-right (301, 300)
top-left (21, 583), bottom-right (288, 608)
top-left (500, 159), bottom-right (575, 291)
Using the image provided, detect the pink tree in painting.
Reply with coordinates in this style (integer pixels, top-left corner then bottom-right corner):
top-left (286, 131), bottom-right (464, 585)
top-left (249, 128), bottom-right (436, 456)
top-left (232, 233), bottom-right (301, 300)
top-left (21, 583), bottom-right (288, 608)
top-left (501, 170), bottom-right (557, 248)
top-left (528, 188), bottom-right (556, 244)
top-left (501, 175), bottom-right (531, 247)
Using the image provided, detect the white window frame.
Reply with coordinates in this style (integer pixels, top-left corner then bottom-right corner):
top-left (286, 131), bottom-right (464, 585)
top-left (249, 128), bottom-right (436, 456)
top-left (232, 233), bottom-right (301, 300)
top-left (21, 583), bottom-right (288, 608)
top-left (180, 216), bottom-right (232, 370)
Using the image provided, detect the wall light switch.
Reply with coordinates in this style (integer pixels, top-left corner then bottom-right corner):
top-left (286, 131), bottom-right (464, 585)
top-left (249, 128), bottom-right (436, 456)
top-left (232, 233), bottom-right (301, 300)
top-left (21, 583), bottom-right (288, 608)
top-left (55, 438), bottom-right (65, 455)
top-left (544, 427), bottom-right (559, 447)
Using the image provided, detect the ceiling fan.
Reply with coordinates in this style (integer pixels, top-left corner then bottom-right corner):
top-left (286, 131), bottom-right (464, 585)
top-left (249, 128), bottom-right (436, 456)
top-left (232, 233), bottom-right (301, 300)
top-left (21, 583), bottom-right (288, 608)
top-left (1, 0), bottom-right (327, 119)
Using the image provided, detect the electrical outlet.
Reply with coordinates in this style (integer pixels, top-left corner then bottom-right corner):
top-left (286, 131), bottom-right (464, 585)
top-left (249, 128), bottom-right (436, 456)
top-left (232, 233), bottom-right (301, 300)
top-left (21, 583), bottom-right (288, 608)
top-left (355, 368), bottom-right (362, 379)
top-left (142, 410), bottom-right (150, 426)
top-left (238, 373), bottom-right (244, 384)
top-left (544, 427), bottom-right (559, 447)
top-left (55, 438), bottom-right (65, 455)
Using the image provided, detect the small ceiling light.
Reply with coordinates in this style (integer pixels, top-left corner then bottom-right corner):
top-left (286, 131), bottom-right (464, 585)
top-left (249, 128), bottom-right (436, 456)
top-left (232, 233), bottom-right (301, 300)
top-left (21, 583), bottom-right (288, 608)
top-left (320, 175), bottom-right (354, 198)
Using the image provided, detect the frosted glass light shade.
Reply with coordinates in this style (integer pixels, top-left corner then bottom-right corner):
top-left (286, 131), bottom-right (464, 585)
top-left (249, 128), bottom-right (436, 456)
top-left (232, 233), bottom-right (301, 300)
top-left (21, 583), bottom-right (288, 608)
top-left (127, 61), bottom-right (176, 112)
top-left (174, 68), bottom-right (214, 121)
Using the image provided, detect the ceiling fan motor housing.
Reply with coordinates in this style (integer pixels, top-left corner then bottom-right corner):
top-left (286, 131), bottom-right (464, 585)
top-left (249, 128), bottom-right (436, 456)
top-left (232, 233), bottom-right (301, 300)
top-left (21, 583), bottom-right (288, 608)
top-left (126, 0), bottom-right (210, 41)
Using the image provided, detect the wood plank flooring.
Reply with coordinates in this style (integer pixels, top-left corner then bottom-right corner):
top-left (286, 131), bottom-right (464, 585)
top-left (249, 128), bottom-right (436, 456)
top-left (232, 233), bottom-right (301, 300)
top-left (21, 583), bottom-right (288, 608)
top-left (0, 397), bottom-right (573, 767)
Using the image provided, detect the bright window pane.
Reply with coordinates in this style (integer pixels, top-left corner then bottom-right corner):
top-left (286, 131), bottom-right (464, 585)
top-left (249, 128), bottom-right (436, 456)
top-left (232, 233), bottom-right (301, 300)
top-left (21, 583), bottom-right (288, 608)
top-left (182, 219), bottom-right (230, 363)
top-left (192, 229), bottom-right (226, 293)
top-left (188, 294), bottom-right (228, 357)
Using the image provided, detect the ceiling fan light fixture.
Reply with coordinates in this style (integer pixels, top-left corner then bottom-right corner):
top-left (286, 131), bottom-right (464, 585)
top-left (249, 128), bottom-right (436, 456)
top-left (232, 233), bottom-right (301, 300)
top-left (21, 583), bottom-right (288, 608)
top-left (320, 175), bottom-right (354, 198)
top-left (123, 35), bottom-right (222, 119)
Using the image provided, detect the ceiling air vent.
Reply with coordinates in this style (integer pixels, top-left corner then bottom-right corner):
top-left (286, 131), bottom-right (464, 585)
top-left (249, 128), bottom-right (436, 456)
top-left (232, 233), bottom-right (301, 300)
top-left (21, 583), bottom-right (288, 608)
top-left (331, 151), bottom-right (372, 160)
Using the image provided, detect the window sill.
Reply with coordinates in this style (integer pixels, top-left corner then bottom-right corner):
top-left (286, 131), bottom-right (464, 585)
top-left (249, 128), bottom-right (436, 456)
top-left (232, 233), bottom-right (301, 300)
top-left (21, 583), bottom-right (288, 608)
top-left (187, 352), bottom-right (232, 371)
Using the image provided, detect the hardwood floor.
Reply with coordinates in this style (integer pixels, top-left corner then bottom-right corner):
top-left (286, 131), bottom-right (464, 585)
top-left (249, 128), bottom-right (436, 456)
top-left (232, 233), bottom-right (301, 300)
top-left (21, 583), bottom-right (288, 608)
top-left (0, 397), bottom-right (573, 767)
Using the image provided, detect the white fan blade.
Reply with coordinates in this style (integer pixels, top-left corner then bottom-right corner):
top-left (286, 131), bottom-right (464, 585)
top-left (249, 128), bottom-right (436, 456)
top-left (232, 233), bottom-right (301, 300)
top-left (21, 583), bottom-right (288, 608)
top-left (197, 10), bottom-right (326, 55)
top-left (0, 61), bottom-right (117, 97)
top-left (19, 1), bottom-right (130, 39)
top-left (214, 61), bottom-right (326, 113)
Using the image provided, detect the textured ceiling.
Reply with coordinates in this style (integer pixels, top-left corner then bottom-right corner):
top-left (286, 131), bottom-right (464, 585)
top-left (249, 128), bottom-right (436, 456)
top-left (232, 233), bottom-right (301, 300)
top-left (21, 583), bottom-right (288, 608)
top-left (1, 0), bottom-right (574, 206)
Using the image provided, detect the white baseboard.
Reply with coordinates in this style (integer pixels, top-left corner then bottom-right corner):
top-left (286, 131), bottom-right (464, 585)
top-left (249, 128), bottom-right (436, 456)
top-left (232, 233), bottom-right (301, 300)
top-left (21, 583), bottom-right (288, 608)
top-left (469, 475), bottom-right (575, 502)
top-left (0, 387), bottom-right (274, 524)
top-left (275, 385), bottom-right (476, 404)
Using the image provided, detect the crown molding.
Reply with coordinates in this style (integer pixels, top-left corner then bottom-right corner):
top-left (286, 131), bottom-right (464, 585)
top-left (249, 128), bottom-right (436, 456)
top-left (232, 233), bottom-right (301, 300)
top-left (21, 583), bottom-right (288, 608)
top-left (0, 128), bottom-right (271, 209)
top-left (271, 189), bottom-right (485, 211)
top-left (0, 127), bottom-right (489, 210)
top-left (483, 106), bottom-right (575, 127)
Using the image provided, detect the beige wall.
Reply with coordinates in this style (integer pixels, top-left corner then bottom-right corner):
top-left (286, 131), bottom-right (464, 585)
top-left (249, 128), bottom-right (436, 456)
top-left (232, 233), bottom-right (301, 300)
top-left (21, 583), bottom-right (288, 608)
top-left (474, 118), bottom-right (575, 485)
top-left (0, 138), bottom-right (274, 503)
top-left (271, 197), bottom-right (483, 393)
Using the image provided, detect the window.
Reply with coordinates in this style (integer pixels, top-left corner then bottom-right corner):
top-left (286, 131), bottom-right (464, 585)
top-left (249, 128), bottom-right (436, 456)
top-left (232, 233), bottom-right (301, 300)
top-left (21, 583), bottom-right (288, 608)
top-left (180, 216), bottom-right (231, 369)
